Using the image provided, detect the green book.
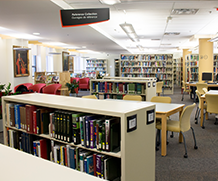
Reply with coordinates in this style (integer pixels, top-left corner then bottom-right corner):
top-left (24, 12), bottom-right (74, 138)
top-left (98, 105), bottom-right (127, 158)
top-left (72, 113), bottom-right (85, 144)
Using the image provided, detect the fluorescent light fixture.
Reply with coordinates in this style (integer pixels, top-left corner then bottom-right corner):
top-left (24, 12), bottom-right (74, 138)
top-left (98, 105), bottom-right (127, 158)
top-left (120, 23), bottom-right (139, 42)
top-left (13, 47), bottom-right (31, 51)
top-left (33, 32), bottom-right (40, 36)
top-left (209, 36), bottom-right (218, 42)
top-left (99, 0), bottom-right (121, 5)
top-left (48, 52), bottom-right (61, 55)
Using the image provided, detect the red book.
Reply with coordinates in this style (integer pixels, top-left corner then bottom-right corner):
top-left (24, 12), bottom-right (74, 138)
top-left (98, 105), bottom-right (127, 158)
top-left (105, 82), bottom-right (107, 93)
top-left (109, 83), bottom-right (112, 93)
top-left (33, 111), bottom-right (37, 134)
top-left (26, 105), bottom-right (37, 133)
top-left (64, 147), bottom-right (68, 166)
top-left (40, 139), bottom-right (48, 160)
top-left (118, 83), bottom-right (123, 93)
top-left (93, 153), bottom-right (97, 176)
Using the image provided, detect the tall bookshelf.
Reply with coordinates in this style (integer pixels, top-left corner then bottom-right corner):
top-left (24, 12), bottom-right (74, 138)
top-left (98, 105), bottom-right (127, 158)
top-left (90, 77), bottom-right (156, 101)
top-left (175, 58), bottom-right (182, 87)
top-left (173, 59), bottom-right (176, 84)
top-left (2, 93), bottom-right (155, 181)
top-left (86, 59), bottom-right (107, 78)
top-left (115, 59), bottom-right (120, 77)
top-left (213, 54), bottom-right (218, 81)
top-left (120, 54), bottom-right (174, 94)
top-left (185, 54), bottom-right (199, 82)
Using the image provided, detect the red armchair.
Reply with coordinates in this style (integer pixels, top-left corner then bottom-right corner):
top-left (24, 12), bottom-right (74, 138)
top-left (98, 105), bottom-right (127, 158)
top-left (79, 78), bottom-right (90, 90)
top-left (42, 84), bottom-right (62, 95)
top-left (29, 83), bottom-right (46, 93)
top-left (14, 83), bottom-right (33, 93)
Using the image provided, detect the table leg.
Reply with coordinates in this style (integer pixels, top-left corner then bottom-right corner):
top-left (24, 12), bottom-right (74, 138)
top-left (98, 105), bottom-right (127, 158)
top-left (200, 97), bottom-right (205, 127)
top-left (161, 114), bottom-right (167, 156)
top-left (179, 108), bottom-right (183, 143)
top-left (206, 112), bottom-right (208, 120)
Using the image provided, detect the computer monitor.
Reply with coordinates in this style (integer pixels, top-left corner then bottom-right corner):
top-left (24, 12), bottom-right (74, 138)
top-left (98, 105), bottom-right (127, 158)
top-left (202, 72), bottom-right (212, 82)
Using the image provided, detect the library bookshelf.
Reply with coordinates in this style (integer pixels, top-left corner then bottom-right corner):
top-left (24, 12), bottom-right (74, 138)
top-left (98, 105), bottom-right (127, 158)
top-left (175, 58), bottom-right (182, 87)
top-left (120, 54), bottom-right (174, 94)
top-left (86, 59), bottom-right (107, 78)
top-left (90, 77), bottom-right (156, 101)
top-left (185, 54), bottom-right (199, 82)
top-left (214, 54), bottom-right (218, 80)
top-left (2, 93), bottom-right (155, 181)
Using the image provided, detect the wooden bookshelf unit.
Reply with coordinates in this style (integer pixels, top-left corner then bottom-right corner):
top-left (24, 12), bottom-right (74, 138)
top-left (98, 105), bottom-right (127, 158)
top-left (2, 94), bottom-right (155, 181)
top-left (90, 77), bottom-right (156, 101)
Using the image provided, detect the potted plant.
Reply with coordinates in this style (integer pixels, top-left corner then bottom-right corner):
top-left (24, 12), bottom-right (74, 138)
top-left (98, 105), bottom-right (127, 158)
top-left (0, 83), bottom-right (12, 119)
top-left (65, 80), bottom-right (79, 96)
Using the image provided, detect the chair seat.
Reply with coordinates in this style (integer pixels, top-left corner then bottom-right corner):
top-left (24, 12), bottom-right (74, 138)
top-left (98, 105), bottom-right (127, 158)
top-left (156, 120), bottom-right (180, 132)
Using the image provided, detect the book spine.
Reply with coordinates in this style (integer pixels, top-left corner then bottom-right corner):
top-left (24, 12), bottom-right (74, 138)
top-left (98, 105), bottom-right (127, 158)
top-left (80, 116), bottom-right (85, 146)
top-left (85, 119), bottom-right (90, 148)
top-left (80, 153), bottom-right (84, 172)
top-left (36, 110), bottom-right (41, 134)
top-left (102, 123), bottom-right (105, 150)
top-left (66, 113), bottom-right (72, 143)
top-left (105, 119), bottom-right (110, 152)
top-left (96, 155), bottom-right (102, 178)
top-left (50, 113), bottom-right (54, 138)
top-left (73, 117), bottom-right (81, 144)
top-left (54, 112), bottom-right (58, 139)
top-left (33, 111), bottom-right (37, 134)
top-left (90, 120), bottom-right (94, 149)
top-left (63, 113), bottom-right (67, 141)
top-left (93, 153), bottom-right (97, 176)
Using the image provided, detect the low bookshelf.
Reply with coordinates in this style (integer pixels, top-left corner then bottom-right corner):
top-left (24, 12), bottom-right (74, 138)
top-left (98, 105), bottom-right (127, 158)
top-left (90, 77), bottom-right (156, 101)
top-left (2, 93), bottom-right (155, 181)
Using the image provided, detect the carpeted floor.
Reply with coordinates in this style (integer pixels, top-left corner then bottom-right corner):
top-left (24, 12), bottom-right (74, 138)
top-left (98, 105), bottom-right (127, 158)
top-left (0, 86), bottom-right (218, 181)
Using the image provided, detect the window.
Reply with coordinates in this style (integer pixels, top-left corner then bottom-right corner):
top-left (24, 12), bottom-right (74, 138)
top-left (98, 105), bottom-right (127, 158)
top-left (46, 55), bottom-right (53, 72)
top-left (32, 55), bottom-right (37, 77)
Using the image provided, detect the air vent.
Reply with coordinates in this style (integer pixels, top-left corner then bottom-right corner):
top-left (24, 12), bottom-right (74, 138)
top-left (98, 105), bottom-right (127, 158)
top-left (171, 9), bottom-right (199, 15)
top-left (164, 32), bottom-right (180, 36)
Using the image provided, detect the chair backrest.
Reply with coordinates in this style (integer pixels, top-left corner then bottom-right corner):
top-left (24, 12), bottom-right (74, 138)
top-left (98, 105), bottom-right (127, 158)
top-left (182, 81), bottom-right (189, 92)
top-left (123, 94), bottom-right (142, 101)
top-left (180, 103), bottom-right (196, 132)
top-left (202, 88), bottom-right (208, 94)
top-left (82, 95), bottom-right (98, 99)
top-left (195, 90), bottom-right (204, 109)
top-left (196, 82), bottom-right (208, 95)
top-left (14, 83), bottom-right (33, 92)
top-left (42, 84), bottom-right (62, 94)
top-left (156, 82), bottom-right (163, 93)
top-left (150, 96), bottom-right (171, 103)
top-left (59, 72), bottom-right (70, 88)
top-left (29, 83), bottom-right (46, 93)
top-left (205, 94), bottom-right (218, 114)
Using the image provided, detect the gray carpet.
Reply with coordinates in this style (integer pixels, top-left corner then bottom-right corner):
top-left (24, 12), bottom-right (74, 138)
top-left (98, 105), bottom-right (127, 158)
top-left (0, 87), bottom-right (218, 181)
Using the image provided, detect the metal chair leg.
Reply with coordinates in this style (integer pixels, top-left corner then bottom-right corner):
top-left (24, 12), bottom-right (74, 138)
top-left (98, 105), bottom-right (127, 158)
top-left (190, 127), bottom-right (198, 149)
top-left (195, 107), bottom-right (200, 124)
top-left (181, 91), bottom-right (185, 101)
top-left (202, 111), bottom-right (206, 129)
top-left (170, 132), bottom-right (174, 138)
top-left (181, 131), bottom-right (188, 158)
top-left (156, 129), bottom-right (160, 151)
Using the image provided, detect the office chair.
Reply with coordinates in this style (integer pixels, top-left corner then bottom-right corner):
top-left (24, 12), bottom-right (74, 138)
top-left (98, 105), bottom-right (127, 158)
top-left (202, 88), bottom-right (208, 94)
top-left (82, 95), bottom-right (98, 99)
top-left (181, 81), bottom-right (191, 101)
top-left (156, 103), bottom-right (197, 158)
top-left (156, 82), bottom-right (163, 96)
top-left (123, 94), bottom-right (142, 101)
top-left (196, 82), bottom-right (208, 95)
top-left (203, 94), bottom-right (218, 128)
top-left (194, 90), bottom-right (207, 124)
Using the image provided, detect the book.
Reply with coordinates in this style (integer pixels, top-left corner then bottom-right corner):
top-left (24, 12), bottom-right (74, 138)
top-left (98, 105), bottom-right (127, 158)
top-left (6, 103), bottom-right (14, 127)
top-left (110, 121), bottom-right (121, 152)
top-left (33, 111), bottom-right (37, 134)
top-left (79, 151), bottom-right (91, 172)
top-left (104, 157), bottom-right (121, 180)
top-left (62, 112), bottom-right (67, 141)
top-left (67, 145), bottom-right (76, 169)
top-left (96, 119), bottom-right (104, 150)
top-left (86, 155), bottom-right (94, 175)
top-left (93, 153), bottom-right (97, 176)
top-left (54, 111), bottom-right (59, 139)
top-left (25, 105), bottom-right (37, 133)
top-left (54, 145), bottom-right (60, 164)
top-left (36, 109), bottom-right (41, 134)
top-left (72, 113), bottom-right (84, 144)
top-left (14, 104), bottom-right (23, 129)
top-left (80, 116), bottom-right (86, 146)
top-left (90, 119), bottom-right (97, 149)
top-left (105, 118), bottom-right (120, 152)
top-left (10, 106), bottom-right (15, 127)
top-left (42, 112), bottom-right (50, 134)
top-left (50, 112), bottom-right (55, 138)
top-left (40, 139), bottom-right (49, 160)
top-left (65, 112), bottom-right (73, 143)
top-left (96, 154), bottom-right (102, 178)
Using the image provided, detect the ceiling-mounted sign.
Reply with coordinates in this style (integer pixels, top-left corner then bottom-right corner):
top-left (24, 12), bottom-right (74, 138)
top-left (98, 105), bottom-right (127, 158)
top-left (60, 8), bottom-right (110, 27)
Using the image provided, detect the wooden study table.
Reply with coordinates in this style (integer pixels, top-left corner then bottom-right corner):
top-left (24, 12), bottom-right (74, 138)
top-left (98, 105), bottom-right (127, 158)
top-left (140, 102), bottom-right (185, 156)
top-left (200, 90), bottom-right (218, 127)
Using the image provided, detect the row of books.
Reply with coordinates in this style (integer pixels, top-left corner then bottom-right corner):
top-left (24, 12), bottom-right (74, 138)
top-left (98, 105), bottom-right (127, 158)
top-left (92, 82), bottom-right (146, 94)
top-left (190, 67), bottom-right (199, 73)
top-left (86, 64), bottom-right (106, 67)
top-left (121, 54), bottom-right (173, 61)
top-left (7, 129), bottom-right (120, 180)
top-left (96, 94), bottom-right (146, 101)
top-left (6, 103), bottom-right (121, 153)
top-left (86, 67), bottom-right (106, 71)
top-left (86, 60), bottom-right (106, 64)
top-left (163, 80), bottom-right (172, 86)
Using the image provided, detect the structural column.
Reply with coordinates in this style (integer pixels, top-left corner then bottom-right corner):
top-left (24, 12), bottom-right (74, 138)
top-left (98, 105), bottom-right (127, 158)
top-left (198, 38), bottom-right (213, 82)
top-left (183, 49), bottom-right (192, 82)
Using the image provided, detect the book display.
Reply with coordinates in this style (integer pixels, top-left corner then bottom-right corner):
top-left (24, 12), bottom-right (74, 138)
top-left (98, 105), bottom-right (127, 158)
top-left (86, 59), bottom-right (107, 78)
top-left (120, 54), bottom-right (174, 94)
top-left (90, 77), bottom-right (156, 101)
top-left (34, 72), bottom-right (59, 85)
top-left (2, 94), bottom-right (155, 181)
top-left (185, 54), bottom-right (199, 82)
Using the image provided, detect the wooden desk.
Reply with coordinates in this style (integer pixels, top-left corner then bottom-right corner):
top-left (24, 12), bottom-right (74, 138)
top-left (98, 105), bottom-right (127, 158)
top-left (140, 102), bottom-right (185, 156)
top-left (200, 91), bottom-right (218, 127)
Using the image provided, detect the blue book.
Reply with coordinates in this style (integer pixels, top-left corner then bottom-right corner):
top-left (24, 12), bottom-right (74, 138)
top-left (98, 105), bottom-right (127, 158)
top-left (14, 104), bottom-right (23, 129)
top-left (86, 155), bottom-right (94, 175)
top-left (93, 82), bottom-right (96, 92)
top-left (84, 159), bottom-right (87, 173)
top-left (68, 146), bottom-right (76, 169)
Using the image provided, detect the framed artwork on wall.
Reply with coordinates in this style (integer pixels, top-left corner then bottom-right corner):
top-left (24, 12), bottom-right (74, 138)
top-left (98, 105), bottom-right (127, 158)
top-left (13, 46), bottom-right (30, 77)
top-left (62, 51), bottom-right (69, 71)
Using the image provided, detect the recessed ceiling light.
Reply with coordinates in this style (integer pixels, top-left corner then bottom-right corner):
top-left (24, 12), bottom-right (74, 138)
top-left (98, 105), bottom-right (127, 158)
top-left (99, 0), bottom-right (121, 5)
top-left (33, 32), bottom-right (40, 36)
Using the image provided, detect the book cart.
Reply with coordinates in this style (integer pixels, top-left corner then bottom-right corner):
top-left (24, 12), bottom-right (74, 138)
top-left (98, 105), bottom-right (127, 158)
top-left (120, 54), bottom-right (174, 94)
top-left (2, 94), bottom-right (155, 181)
top-left (90, 77), bottom-right (156, 101)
